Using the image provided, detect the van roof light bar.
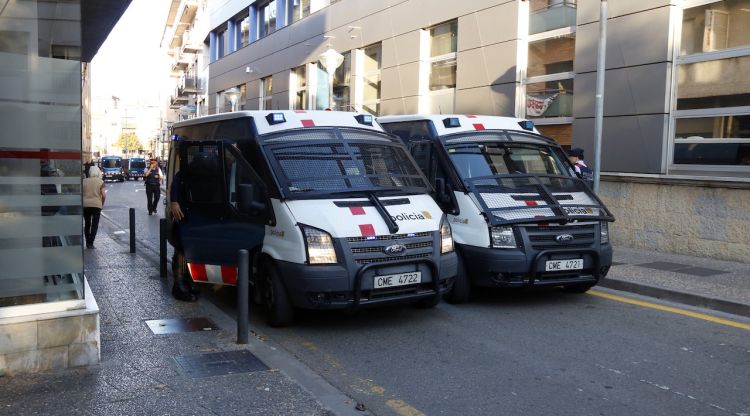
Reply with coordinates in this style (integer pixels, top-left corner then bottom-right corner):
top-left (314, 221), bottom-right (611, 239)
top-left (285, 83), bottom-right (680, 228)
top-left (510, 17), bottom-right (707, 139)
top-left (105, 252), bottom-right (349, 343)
top-left (266, 113), bottom-right (286, 125)
top-left (443, 117), bottom-right (461, 128)
top-left (518, 120), bottom-right (535, 131)
top-left (355, 114), bottom-right (373, 126)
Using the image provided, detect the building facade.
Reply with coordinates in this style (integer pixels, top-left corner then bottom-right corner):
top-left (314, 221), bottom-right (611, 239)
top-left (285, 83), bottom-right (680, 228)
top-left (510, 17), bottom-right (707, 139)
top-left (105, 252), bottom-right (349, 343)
top-left (202, 0), bottom-right (750, 261)
top-left (0, 0), bottom-right (128, 375)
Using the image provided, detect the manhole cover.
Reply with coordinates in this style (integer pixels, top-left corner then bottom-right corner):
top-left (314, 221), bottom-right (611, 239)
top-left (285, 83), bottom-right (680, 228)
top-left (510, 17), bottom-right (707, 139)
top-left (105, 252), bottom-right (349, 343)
top-left (174, 350), bottom-right (269, 378)
top-left (145, 317), bottom-right (219, 334)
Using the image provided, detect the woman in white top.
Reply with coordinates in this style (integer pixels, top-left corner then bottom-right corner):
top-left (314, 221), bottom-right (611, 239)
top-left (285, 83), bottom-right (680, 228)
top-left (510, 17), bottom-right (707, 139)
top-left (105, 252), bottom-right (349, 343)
top-left (82, 166), bottom-right (106, 248)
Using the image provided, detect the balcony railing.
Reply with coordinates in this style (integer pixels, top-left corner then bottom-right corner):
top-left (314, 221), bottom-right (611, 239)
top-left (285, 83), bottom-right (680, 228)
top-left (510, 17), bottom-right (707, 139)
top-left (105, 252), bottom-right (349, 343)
top-left (178, 77), bottom-right (204, 96)
top-left (181, 30), bottom-right (202, 54)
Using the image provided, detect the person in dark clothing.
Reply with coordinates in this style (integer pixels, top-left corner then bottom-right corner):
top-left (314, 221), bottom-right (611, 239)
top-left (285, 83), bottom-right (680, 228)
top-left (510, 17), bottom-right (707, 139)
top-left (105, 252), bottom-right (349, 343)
top-left (144, 159), bottom-right (163, 215)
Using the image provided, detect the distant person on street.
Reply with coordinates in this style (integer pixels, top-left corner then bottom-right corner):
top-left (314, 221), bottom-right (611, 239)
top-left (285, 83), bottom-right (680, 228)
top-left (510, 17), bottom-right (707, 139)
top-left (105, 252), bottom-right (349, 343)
top-left (83, 166), bottom-right (106, 249)
top-left (568, 148), bottom-right (594, 186)
top-left (144, 159), bottom-right (163, 215)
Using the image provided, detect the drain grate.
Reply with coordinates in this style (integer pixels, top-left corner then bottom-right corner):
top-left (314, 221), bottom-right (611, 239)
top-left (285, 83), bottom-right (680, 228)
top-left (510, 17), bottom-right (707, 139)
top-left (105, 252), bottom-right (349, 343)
top-left (637, 261), bottom-right (690, 271)
top-left (174, 350), bottom-right (269, 378)
top-left (145, 317), bottom-right (220, 335)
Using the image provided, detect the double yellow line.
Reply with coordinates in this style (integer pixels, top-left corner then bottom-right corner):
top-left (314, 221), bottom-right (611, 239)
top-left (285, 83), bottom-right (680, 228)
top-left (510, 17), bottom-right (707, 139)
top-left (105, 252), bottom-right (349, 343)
top-left (588, 290), bottom-right (750, 331)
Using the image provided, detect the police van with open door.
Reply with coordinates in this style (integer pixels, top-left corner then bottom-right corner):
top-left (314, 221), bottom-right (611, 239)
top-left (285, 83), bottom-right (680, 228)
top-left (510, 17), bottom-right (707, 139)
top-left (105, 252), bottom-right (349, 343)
top-left (378, 115), bottom-right (614, 303)
top-left (166, 111), bottom-right (457, 326)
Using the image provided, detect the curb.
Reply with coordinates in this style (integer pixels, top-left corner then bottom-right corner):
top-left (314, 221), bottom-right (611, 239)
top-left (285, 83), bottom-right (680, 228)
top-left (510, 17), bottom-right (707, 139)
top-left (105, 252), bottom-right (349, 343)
top-left (599, 278), bottom-right (750, 318)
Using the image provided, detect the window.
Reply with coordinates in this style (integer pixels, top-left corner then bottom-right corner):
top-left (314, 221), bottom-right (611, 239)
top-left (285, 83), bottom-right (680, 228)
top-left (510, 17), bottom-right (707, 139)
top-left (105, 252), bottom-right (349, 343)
top-left (259, 1), bottom-right (277, 39)
top-left (428, 20), bottom-right (458, 113)
top-left (529, 0), bottom-right (577, 35)
top-left (217, 29), bottom-right (227, 58)
top-left (332, 51), bottom-right (351, 111)
top-left (526, 79), bottom-right (574, 118)
top-left (239, 15), bottom-right (250, 48)
top-left (239, 84), bottom-right (247, 111)
top-left (363, 43), bottom-right (382, 115)
top-left (527, 34), bottom-right (575, 78)
top-left (50, 45), bottom-right (81, 60)
top-left (292, 65), bottom-right (308, 110)
top-left (260, 76), bottom-right (273, 110)
top-left (291, 0), bottom-right (311, 22)
top-left (672, 0), bottom-right (750, 171)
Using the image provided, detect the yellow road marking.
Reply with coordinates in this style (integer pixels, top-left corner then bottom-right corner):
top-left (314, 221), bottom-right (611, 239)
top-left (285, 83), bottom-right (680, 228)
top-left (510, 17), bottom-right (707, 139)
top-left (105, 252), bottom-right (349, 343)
top-left (386, 399), bottom-right (427, 416)
top-left (588, 290), bottom-right (750, 331)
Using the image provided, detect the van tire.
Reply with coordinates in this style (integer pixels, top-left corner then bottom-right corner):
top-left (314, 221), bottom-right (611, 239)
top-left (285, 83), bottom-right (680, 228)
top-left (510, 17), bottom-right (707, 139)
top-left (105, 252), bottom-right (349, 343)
top-left (444, 255), bottom-right (471, 304)
top-left (262, 261), bottom-right (294, 327)
top-left (170, 251), bottom-right (198, 302)
top-left (562, 283), bottom-right (594, 294)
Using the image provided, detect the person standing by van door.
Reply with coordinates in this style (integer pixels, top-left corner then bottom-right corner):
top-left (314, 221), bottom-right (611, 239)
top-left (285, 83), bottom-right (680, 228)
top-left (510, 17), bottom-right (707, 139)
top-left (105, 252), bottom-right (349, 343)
top-left (83, 166), bottom-right (106, 249)
top-left (568, 148), bottom-right (594, 186)
top-left (144, 158), bottom-right (163, 215)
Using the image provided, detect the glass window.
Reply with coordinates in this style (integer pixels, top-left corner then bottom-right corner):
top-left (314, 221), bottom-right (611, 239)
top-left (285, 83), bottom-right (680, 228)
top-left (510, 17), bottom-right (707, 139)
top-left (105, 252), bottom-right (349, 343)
top-left (0, 0), bottom-right (85, 309)
top-left (529, 0), bottom-right (577, 35)
top-left (239, 15), bottom-right (250, 47)
top-left (363, 44), bottom-right (382, 115)
top-left (526, 79), bottom-right (574, 118)
top-left (527, 34), bottom-right (575, 78)
top-left (292, 0), bottom-right (311, 22)
top-left (677, 55), bottom-right (750, 110)
top-left (447, 142), bottom-right (568, 178)
top-left (675, 115), bottom-right (750, 140)
top-left (239, 84), bottom-right (247, 111)
top-left (218, 29), bottom-right (227, 58)
top-left (261, 76), bottom-right (273, 110)
top-left (332, 51), bottom-right (351, 110)
top-left (427, 21), bottom-right (458, 113)
top-left (430, 57), bottom-right (457, 91)
top-left (292, 65), bottom-right (308, 110)
top-left (680, 0), bottom-right (750, 56)
top-left (430, 21), bottom-right (457, 57)
top-left (259, 1), bottom-right (277, 38)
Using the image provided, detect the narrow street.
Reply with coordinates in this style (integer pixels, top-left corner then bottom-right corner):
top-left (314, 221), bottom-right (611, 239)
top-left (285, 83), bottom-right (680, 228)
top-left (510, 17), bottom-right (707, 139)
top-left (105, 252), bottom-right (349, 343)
top-left (102, 181), bottom-right (750, 416)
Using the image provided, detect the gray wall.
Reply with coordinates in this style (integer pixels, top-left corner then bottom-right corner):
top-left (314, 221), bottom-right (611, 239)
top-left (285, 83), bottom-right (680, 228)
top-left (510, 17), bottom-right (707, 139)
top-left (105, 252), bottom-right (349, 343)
top-left (572, 1), bottom-right (677, 174)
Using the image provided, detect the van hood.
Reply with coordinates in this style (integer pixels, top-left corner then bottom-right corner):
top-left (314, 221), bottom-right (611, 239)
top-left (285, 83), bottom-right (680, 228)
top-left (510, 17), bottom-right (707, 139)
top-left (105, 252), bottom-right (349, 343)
top-left (284, 194), bottom-right (442, 238)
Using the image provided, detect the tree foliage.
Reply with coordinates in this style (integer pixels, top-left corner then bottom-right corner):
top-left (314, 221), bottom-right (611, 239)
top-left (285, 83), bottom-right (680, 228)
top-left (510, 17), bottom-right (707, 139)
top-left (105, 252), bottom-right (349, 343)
top-left (114, 132), bottom-right (142, 153)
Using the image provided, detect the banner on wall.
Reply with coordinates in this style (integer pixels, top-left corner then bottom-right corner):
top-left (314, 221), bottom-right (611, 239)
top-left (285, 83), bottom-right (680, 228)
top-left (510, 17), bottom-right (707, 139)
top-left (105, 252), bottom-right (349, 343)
top-left (526, 93), bottom-right (559, 117)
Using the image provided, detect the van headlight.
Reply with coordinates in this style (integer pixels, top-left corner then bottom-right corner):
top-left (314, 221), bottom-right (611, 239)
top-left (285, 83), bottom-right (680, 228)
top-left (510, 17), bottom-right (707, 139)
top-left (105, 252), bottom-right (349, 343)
top-left (440, 217), bottom-right (454, 254)
top-left (600, 221), bottom-right (609, 244)
top-left (301, 225), bottom-right (337, 264)
top-left (491, 226), bottom-right (517, 248)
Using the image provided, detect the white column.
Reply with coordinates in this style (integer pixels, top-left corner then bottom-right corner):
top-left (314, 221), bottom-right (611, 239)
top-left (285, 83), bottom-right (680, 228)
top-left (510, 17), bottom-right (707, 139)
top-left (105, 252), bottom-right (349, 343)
top-left (351, 48), bottom-right (365, 113)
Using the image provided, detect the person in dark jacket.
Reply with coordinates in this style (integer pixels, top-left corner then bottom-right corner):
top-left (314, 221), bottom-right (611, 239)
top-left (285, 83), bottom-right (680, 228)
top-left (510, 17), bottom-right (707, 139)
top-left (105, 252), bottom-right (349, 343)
top-left (144, 159), bottom-right (163, 215)
top-left (568, 148), bottom-right (594, 186)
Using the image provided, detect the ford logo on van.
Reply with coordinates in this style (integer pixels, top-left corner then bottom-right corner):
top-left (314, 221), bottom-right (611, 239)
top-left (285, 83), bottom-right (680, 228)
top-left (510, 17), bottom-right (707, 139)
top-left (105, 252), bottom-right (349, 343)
top-left (384, 244), bottom-right (407, 256)
top-left (555, 234), bottom-right (575, 243)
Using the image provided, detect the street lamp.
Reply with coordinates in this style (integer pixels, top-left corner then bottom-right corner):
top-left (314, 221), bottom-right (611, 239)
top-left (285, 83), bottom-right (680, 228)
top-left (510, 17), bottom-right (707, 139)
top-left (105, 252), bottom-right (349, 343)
top-left (224, 87), bottom-right (241, 112)
top-left (318, 36), bottom-right (344, 109)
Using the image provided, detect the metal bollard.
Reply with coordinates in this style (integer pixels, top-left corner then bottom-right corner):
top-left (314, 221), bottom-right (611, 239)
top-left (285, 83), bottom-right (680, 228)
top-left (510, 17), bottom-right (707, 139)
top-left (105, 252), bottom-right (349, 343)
top-left (159, 218), bottom-right (167, 278)
top-left (237, 249), bottom-right (250, 344)
top-left (129, 208), bottom-right (136, 253)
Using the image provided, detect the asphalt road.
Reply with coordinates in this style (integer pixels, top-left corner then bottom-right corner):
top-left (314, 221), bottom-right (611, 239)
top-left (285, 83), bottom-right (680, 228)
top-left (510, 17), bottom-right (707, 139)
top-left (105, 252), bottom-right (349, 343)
top-left (102, 182), bottom-right (750, 416)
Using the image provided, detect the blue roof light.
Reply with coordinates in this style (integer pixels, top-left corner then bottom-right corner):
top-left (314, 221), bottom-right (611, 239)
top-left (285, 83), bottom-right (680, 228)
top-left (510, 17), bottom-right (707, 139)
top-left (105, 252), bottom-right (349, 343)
top-left (518, 120), bottom-right (535, 131)
top-left (443, 117), bottom-right (461, 128)
top-left (355, 114), bottom-right (374, 126)
top-left (266, 113), bottom-right (286, 125)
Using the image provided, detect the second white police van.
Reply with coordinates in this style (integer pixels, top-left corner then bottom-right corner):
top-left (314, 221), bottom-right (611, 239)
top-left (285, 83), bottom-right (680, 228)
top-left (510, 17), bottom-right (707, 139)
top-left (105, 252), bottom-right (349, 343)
top-left (166, 111), bottom-right (457, 326)
top-left (379, 115), bottom-right (614, 303)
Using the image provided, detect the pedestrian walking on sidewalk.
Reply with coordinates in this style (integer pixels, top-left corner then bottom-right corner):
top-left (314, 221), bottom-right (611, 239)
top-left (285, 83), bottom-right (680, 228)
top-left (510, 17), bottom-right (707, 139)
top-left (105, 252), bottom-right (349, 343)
top-left (144, 158), bottom-right (163, 215)
top-left (83, 166), bottom-right (106, 249)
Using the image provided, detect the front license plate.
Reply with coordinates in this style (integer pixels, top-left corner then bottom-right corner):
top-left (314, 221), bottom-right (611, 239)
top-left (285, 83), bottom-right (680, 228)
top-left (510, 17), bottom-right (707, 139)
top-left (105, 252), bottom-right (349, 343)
top-left (545, 259), bottom-right (583, 271)
top-left (374, 271), bottom-right (422, 289)
top-left (563, 206), bottom-right (599, 216)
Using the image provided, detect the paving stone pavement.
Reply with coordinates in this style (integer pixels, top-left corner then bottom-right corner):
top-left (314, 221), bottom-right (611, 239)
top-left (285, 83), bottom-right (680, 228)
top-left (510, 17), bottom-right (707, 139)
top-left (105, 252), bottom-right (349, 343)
top-left (0, 223), bottom-right (338, 416)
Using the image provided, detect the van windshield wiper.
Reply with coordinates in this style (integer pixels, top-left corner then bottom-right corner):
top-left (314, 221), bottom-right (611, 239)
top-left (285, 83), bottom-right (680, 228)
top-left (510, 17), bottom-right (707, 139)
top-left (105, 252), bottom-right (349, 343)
top-left (368, 192), bottom-right (399, 234)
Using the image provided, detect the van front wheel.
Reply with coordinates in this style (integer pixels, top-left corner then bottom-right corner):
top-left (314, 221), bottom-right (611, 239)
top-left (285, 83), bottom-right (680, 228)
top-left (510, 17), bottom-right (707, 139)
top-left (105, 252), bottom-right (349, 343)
top-left (262, 262), bottom-right (294, 327)
top-left (444, 255), bottom-right (471, 304)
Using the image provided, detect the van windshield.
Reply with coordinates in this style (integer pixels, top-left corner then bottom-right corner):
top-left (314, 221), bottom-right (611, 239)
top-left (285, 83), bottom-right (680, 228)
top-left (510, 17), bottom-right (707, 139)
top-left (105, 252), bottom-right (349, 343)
top-left (262, 128), bottom-right (429, 198)
top-left (102, 159), bottom-right (121, 168)
top-left (130, 160), bottom-right (146, 169)
top-left (446, 141), bottom-right (570, 180)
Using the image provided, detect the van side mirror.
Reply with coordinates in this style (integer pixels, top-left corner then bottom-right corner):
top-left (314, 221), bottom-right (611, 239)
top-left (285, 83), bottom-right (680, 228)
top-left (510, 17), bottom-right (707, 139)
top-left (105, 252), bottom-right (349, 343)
top-left (434, 178), bottom-right (450, 203)
top-left (238, 183), bottom-right (267, 215)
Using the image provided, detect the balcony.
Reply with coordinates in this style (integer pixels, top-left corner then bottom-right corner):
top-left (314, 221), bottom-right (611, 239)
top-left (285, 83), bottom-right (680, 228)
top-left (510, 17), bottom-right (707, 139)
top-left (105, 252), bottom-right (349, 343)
top-left (178, 77), bottom-right (204, 95)
top-left (171, 51), bottom-right (192, 72)
top-left (529, 1), bottom-right (577, 35)
top-left (181, 30), bottom-right (202, 54)
top-left (170, 94), bottom-right (189, 109)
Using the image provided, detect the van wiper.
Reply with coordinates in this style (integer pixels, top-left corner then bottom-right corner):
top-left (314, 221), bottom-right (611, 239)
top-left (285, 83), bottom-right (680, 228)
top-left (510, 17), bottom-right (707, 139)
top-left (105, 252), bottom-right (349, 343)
top-left (368, 192), bottom-right (399, 234)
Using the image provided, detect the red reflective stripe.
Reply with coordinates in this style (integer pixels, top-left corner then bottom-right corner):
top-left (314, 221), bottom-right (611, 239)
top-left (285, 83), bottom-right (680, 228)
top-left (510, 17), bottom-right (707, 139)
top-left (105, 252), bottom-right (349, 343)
top-left (465, 115), bottom-right (477, 118)
top-left (294, 110), bottom-right (307, 113)
top-left (473, 123), bottom-right (485, 131)
top-left (301, 119), bottom-right (316, 127)
top-left (349, 206), bottom-right (365, 215)
top-left (188, 264), bottom-right (208, 281)
top-left (359, 224), bottom-right (376, 237)
top-left (0, 150), bottom-right (80, 160)
top-left (534, 215), bottom-right (546, 219)
top-left (525, 200), bottom-right (538, 207)
top-left (221, 266), bottom-right (238, 285)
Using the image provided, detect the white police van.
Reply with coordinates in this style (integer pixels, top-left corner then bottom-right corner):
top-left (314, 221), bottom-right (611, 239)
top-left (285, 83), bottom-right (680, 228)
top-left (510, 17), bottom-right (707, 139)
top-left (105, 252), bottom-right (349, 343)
top-left (378, 114), bottom-right (614, 302)
top-left (166, 111), bottom-right (457, 326)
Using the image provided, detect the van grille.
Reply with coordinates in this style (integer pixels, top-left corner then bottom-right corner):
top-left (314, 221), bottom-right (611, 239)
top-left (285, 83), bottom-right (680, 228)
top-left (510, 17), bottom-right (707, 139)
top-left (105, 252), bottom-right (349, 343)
top-left (346, 232), bottom-right (435, 265)
top-left (525, 224), bottom-right (597, 250)
top-left (346, 231), bottom-right (431, 243)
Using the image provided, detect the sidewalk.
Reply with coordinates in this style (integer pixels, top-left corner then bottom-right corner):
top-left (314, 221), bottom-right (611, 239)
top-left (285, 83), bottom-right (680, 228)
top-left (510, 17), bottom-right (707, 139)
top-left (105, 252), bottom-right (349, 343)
top-left (601, 245), bottom-right (750, 317)
top-left (0, 220), bottom-right (359, 416)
